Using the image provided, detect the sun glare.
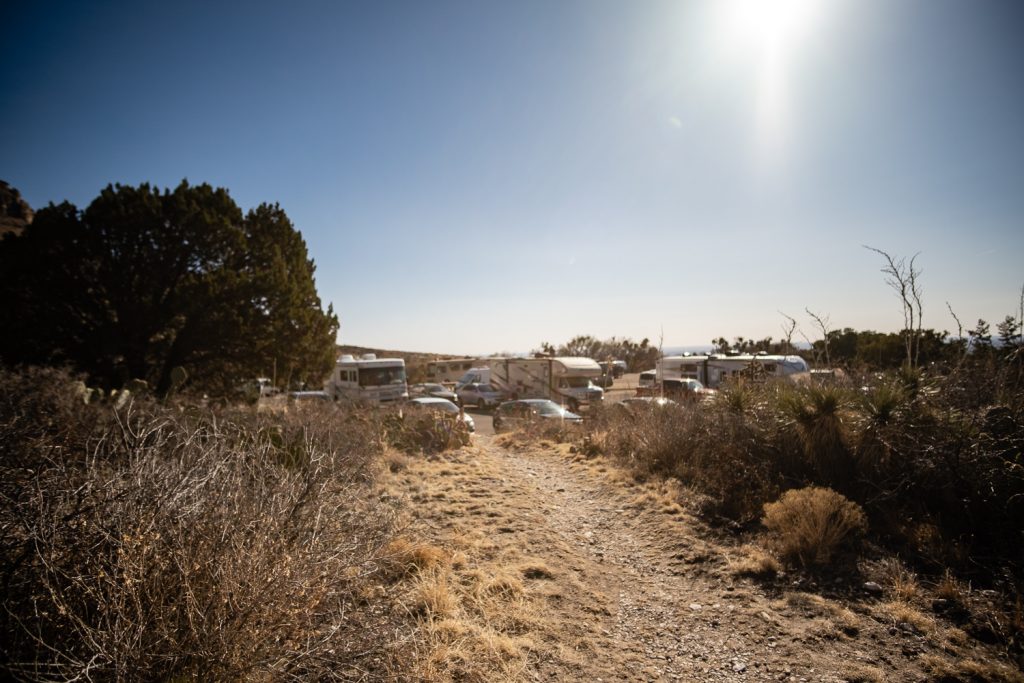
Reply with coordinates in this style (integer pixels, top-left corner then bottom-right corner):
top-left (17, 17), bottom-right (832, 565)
top-left (711, 0), bottom-right (826, 169)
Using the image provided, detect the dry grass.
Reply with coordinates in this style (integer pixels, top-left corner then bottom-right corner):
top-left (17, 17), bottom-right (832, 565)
top-left (778, 592), bottom-right (861, 638)
top-left (876, 557), bottom-right (921, 602)
top-left (762, 486), bottom-right (868, 569)
top-left (729, 545), bottom-right (782, 579)
top-left (919, 653), bottom-right (1024, 683)
top-left (876, 599), bottom-right (936, 636)
top-left (0, 373), bottom-right (419, 681)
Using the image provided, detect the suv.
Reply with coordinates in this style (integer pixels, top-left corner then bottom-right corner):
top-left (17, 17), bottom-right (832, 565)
top-left (455, 382), bottom-right (505, 408)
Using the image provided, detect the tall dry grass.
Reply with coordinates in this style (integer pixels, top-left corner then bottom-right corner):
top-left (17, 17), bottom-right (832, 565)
top-left (0, 368), bottom-right (440, 682)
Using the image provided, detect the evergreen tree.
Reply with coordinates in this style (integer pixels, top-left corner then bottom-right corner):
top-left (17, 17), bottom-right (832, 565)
top-left (0, 181), bottom-right (338, 395)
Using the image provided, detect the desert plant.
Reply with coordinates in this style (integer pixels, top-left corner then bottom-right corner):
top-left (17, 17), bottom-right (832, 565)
top-left (762, 486), bottom-right (868, 569)
top-left (780, 384), bottom-right (855, 490)
top-left (863, 380), bottom-right (907, 425)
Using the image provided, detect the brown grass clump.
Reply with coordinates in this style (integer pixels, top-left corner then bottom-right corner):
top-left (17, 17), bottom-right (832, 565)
top-left (919, 653), bottom-right (1024, 683)
top-left (729, 545), bottom-right (782, 579)
top-left (762, 486), bottom-right (867, 569)
top-left (380, 537), bottom-right (448, 578)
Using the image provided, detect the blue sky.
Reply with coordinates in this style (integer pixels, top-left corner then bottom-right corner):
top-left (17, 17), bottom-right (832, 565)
top-left (2, 0), bottom-right (1022, 355)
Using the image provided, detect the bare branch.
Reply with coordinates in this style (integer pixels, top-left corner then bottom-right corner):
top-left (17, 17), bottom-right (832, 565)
top-left (805, 308), bottom-right (832, 367)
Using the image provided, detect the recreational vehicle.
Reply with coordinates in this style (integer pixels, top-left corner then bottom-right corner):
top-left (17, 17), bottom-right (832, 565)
top-left (656, 354), bottom-right (809, 389)
top-left (483, 357), bottom-right (604, 411)
top-left (426, 358), bottom-right (481, 384)
top-left (325, 354), bottom-right (408, 403)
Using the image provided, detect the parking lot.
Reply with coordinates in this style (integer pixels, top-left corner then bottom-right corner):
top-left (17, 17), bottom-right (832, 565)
top-left (463, 372), bottom-right (642, 437)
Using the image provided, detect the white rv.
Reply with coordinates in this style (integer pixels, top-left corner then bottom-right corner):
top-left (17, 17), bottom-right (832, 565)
top-left (657, 354), bottom-right (809, 389)
top-left (483, 357), bottom-right (604, 410)
top-left (325, 354), bottom-right (408, 403)
top-left (426, 358), bottom-right (481, 385)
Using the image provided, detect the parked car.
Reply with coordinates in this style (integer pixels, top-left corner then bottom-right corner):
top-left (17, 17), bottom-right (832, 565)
top-left (410, 397), bottom-right (475, 432)
top-left (611, 360), bottom-right (628, 378)
top-left (594, 365), bottom-right (615, 388)
top-left (493, 399), bottom-right (582, 432)
top-left (409, 382), bottom-right (459, 403)
top-left (638, 370), bottom-right (657, 388)
top-left (455, 382), bottom-right (506, 408)
top-left (661, 378), bottom-right (715, 402)
top-left (288, 390), bottom-right (330, 402)
top-left (619, 396), bottom-right (678, 410)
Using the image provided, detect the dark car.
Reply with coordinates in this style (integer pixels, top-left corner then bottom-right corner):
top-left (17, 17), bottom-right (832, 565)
top-left (492, 399), bottom-right (582, 432)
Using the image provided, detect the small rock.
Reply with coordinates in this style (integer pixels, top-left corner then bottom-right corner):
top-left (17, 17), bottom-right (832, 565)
top-left (690, 603), bottom-right (703, 611)
top-left (733, 661), bottom-right (747, 672)
top-left (863, 581), bottom-right (884, 595)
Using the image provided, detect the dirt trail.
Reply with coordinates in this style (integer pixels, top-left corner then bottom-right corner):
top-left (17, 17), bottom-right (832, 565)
top-left (386, 436), bottom-right (1016, 682)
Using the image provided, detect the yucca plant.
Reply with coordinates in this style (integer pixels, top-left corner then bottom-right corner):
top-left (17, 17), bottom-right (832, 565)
top-left (781, 384), bottom-right (854, 489)
top-left (863, 381), bottom-right (907, 426)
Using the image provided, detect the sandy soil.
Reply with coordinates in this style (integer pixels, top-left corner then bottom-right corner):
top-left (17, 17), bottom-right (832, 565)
top-left (384, 436), bottom-right (1021, 682)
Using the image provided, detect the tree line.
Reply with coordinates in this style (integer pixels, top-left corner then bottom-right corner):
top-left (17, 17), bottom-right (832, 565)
top-left (0, 181), bottom-right (338, 395)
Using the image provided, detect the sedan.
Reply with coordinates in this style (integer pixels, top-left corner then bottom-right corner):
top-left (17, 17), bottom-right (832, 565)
top-left (493, 399), bottom-right (582, 433)
top-left (456, 382), bottom-right (506, 408)
top-left (409, 382), bottom-right (459, 403)
top-left (409, 397), bottom-right (475, 432)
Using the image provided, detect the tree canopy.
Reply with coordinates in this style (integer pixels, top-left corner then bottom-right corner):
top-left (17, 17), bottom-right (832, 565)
top-left (0, 181), bottom-right (338, 394)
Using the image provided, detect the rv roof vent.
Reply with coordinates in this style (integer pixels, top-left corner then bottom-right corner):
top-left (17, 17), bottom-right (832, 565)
top-left (339, 354), bottom-right (355, 363)
top-left (361, 353), bottom-right (377, 360)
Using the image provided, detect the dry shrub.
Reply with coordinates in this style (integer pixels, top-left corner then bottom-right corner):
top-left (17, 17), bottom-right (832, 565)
top-left (0, 369), bottom-right (411, 681)
top-left (589, 391), bottom-right (790, 522)
top-left (384, 405), bottom-right (471, 454)
top-left (762, 486), bottom-right (867, 569)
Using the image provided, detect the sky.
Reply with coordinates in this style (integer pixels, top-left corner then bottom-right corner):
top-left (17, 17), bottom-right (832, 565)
top-left (2, 0), bottom-right (1022, 356)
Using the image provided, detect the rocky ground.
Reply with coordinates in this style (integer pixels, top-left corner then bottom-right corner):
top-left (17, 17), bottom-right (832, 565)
top-left (383, 435), bottom-right (1022, 682)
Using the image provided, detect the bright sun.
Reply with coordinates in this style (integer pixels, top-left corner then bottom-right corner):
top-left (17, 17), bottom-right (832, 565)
top-left (711, 0), bottom-right (826, 167)
top-left (718, 0), bottom-right (822, 55)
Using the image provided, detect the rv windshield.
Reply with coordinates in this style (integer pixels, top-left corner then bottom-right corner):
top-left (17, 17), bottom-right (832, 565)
top-left (358, 366), bottom-right (406, 387)
top-left (564, 377), bottom-right (592, 388)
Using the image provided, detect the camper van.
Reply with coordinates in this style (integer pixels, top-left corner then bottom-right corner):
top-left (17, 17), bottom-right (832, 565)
top-left (325, 354), bottom-right (408, 403)
top-left (657, 354), bottom-right (809, 389)
top-left (483, 357), bottom-right (604, 411)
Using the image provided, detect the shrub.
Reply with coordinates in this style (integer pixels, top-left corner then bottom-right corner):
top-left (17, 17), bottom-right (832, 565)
top-left (762, 486), bottom-right (867, 569)
top-left (0, 369), bottom-right (410, 681)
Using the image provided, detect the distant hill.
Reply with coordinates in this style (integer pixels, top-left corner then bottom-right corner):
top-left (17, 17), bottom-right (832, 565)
top-left (0, 181), bottom-right (33, 237)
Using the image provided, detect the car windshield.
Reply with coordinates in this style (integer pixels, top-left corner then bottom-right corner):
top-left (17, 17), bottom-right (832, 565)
top-left (358, 366), bottom-right (406, 387)
top-left (478, 384), bottom-right (497, 392)
top-left (424, 384), bottom-right (446, 392)
top-left (431, 401), bottom-right (458, 414)
top-left (563, 377), bottom-right (591, 388)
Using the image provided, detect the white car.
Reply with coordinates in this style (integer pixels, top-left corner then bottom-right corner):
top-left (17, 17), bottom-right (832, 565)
top-left (409, 397), bottom-right (475, 432)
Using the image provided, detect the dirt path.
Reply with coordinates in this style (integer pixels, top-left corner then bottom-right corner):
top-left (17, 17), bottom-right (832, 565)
top-left (385, 436), bottom-right (1018, 682)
